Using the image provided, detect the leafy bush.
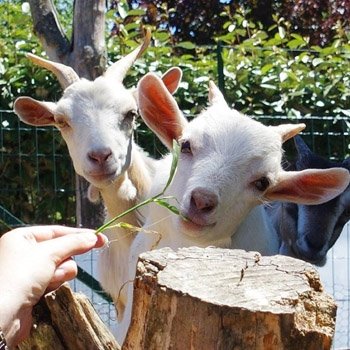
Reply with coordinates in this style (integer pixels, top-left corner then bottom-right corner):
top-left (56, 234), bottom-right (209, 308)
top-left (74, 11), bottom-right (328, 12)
top-left (0, 2), bottom-right (349, 229)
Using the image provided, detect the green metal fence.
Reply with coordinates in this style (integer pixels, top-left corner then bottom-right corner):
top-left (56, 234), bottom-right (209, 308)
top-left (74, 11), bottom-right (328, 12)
top-left (1, 109), bottom-right (349, 346)
top-left (1, 108), bottom-right (349, 232)
top-left (0, 108), bottom-right (113, 301)
top-left (0, 109), bottom-right (76, 231)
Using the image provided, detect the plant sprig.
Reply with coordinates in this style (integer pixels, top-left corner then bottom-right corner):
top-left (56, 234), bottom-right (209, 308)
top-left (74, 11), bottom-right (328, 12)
top-left (95, 140), bottom-right (181, 234)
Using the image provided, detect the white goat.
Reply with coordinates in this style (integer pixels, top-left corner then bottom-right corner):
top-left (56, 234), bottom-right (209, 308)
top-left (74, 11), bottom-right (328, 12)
top-left (266, 135), bottom-right (350, 265)
top-left (121, 72), bottom-right (350, 342)
top-left (13, 33), bottom-right (182, 343)
top-left (130, 72), bottom-right (350, 256)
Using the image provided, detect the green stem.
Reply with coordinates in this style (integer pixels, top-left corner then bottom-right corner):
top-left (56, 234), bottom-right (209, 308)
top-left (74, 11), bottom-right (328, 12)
top-left (95, 141), bottom-right (180, 234)
top-left (96, 191), bottom-right (164, 234)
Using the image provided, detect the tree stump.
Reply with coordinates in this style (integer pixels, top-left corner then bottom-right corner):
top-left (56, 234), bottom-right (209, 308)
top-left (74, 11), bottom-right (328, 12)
top-left (124, 247), bottom-right (336, 350)
top-left (17, 283), bottom-right (120, 350)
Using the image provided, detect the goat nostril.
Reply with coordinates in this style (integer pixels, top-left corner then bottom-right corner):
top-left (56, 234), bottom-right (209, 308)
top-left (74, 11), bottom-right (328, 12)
top-left (191, 188), bottom-right (218, 212)
top-left (88, 148), bottom-right (112, 164)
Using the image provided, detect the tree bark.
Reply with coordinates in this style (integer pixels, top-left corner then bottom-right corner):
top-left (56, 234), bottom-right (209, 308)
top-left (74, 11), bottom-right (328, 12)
top-left (124, 247), bottom-right (336, 350)
top-left (28, 0), bottom-right (107, 228)
top-left (75, 174), bottom-right (105, 229)
top-left (28, 0), bottom-right (70, 61)
top-left (17, 283), bottom-right (120, 350)
top-left (70, 0), bottom-right (107, 80)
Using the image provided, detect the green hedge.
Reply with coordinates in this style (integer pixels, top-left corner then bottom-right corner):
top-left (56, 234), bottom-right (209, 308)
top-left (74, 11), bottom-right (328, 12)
top-left (0, 4), bottom-right (349, 228)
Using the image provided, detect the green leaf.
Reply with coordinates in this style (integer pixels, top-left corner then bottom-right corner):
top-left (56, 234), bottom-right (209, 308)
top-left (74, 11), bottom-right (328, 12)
top-left (287, 39), bottom-right (303, 49)
top-left (287, 71), bottom-right (298, 82)
top-left (153, 31), bottom-right (170, 42)
top-left (312, 58), bottom-right (324, 66)
top-left (128, 9), bottom-right (146, 16)
top-left (118, 1), bottom-right (129, 19)
top-left (153, 199), bottom-right (180, 216)
top-left (163, 141), bottom-right (180, 193)
top-left (117, 222), bottom-right (140, 230)
top-left (261, 63), bottom-right (273, 74)
top-left (176, 42), bottom-right (196, 50)
top-left (124, 23), bottom-right (139, 31)
top-left (278, 26), bottom-right (286, 39)
top-left (279, 71), bottom-right (288, 82)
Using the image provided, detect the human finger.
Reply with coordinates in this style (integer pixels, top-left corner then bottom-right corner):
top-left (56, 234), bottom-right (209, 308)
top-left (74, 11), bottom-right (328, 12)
top-left (40, 231), bottom-right (103, 265)
top-left (11, 225), bottom-right (97, 243)
top-left (46, 281), bottom-right (66, 293)
top-left (95, 232), bottom-right (108, 248)
top-left (35, 226), bottom-right (96, 242)
top-left (51, 258), bottom-right (78, 283)
top-left (34, 226), bottom-right (107, 247)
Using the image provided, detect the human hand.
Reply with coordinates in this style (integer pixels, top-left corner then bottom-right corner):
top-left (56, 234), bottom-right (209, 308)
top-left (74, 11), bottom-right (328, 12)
top-left (0, 225), bottom-right (107, 347)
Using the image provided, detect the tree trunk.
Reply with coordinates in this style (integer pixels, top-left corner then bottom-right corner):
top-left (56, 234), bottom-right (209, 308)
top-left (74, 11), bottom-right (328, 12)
top-left (28, 0), bottom-right (70, 61)
top-left (70, 0), bottom-right (107, 80)
top-left (28, 0), bottom-right (107, 228)
top-left (124, 247), bottom-right (336, 350)
top-left (17, 283), bottom-right (120, 350)
top-left (75, 174), bottom-right (105, 229)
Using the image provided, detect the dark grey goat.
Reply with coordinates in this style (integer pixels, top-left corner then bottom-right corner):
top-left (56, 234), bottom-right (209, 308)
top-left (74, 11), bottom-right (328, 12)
top-left (266, 135), bottom-right (350, 265)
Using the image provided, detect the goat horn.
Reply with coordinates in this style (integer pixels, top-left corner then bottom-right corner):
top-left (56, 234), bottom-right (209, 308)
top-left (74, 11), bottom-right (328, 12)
top-left (273, 123), bottom-right (306, 143)
top-left (105, 27), bottom-right (151, 81)
top-left (27, 53), bottom-right (80, 89)
top-left (208, 80), bottom-right (227, 106)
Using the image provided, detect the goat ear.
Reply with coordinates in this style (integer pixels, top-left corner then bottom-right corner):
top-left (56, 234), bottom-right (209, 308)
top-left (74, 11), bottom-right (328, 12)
top-left (138, 73), bottom-right (187, 150)
top-left (208, 81), bottom-right (227, 106)
top-left (14, 97), bottom-right (57, 126)
top-left (273, 123), bottom-right (306, 143)
top-left (131, 67), bottom-right (182, 102)
top-left (265, 168), bottom-right (350, 205)
top-left (161, 67), bottom-right (182, 94)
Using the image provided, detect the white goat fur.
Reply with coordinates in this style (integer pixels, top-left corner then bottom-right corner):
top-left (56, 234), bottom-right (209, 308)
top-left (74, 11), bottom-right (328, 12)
top-left (13, 39), bottom-right (181, 344)
top-left (121, 73), bottom-right (350, 343)
top-left (15, 54), bottom-right (350, 344)
top-left (131, 74), bottom-right (350, 255)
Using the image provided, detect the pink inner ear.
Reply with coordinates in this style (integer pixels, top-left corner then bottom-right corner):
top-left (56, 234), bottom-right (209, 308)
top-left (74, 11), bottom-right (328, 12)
top-left (265, 168), bottom-right (350, 205)
top-left (14, 98), bottom-right (55, 126)
top-left (161, 68), bottom-right (182, 95)
top-left (138, 74), bottom-right (187, 149)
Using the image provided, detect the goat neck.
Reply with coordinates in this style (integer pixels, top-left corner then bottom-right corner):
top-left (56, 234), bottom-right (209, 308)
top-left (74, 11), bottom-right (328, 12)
top-left (98, 143), bottom-right (155, 227)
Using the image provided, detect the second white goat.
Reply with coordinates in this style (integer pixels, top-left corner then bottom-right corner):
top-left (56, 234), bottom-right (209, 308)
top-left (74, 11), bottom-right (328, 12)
top-left (122, 73), bottom-right (349, 343)
top-left (130, 73), bottom-right (350, 257)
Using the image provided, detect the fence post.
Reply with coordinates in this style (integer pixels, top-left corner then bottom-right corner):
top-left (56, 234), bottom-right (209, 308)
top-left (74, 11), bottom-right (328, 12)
top-left (216, 41), bottom-right (225, 97)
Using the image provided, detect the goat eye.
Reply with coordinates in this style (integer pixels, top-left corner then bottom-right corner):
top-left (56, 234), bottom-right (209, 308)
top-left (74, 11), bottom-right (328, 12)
top-left (181, 140), bottom-right (192, 154)
top-left (125, 110), bottom-right (138, 121)
top-left (254, 176), bottom-right (270, 192)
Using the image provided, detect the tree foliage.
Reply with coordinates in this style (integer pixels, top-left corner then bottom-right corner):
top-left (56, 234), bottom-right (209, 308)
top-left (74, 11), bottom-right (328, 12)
top-left (110, 0), bottom-right (350, 47)
top-left (281, 0), bottom-right (350, 46)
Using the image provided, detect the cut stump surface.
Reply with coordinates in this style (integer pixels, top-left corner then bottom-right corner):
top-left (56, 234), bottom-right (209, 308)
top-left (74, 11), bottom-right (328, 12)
top-left (124, 247), bottom-right (336, 350)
